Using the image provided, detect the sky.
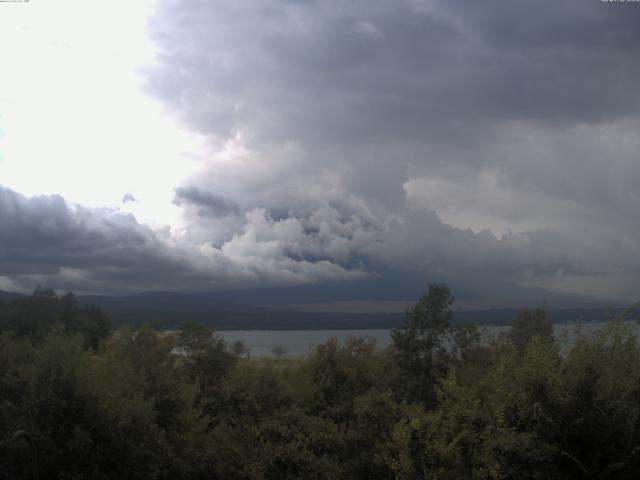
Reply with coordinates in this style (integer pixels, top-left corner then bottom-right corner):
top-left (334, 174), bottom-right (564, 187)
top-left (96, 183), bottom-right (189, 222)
top-left (1, 0), bottom-right (640, 301)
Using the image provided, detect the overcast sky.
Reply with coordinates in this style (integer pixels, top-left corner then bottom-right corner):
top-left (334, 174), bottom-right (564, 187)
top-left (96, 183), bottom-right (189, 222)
top-left (1, 0), bottom-right (640, 300)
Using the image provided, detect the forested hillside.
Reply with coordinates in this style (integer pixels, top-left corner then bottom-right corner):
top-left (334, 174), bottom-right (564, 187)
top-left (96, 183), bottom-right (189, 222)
top-left (1, 286), bottom-right (639, 479)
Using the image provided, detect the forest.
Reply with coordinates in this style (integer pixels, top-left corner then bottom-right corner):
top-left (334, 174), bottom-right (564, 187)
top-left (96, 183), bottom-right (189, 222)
top-left (1, 285), bottom-right (640, 479)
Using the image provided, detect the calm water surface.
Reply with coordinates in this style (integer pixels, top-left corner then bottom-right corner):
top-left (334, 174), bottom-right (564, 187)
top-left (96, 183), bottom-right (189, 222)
top-left (219, 322), bottom-right (635, 358)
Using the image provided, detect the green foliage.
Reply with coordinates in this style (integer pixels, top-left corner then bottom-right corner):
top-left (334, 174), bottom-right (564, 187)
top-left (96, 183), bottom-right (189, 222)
top-left (305, 337), bottom-right (381, 417)
top-left (391, 283), bottom-right (455, 406)
top-left (0, 288), bottom-right (110, 348)
top-left (176, 320), bottom-right (238, 414)
top-left (506, 308), bottom-right (553, 354)
top-left (2, 285), bottom-right (640, 479)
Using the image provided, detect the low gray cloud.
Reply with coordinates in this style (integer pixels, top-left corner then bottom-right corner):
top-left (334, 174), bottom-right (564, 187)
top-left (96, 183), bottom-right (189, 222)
top-left (0, 185), bottom-right (203, 291)
top-left (173, 185), bottom-right (241, 218)
top-left (0, 185), bottom-right (365, 293)
top-left (2, 183), bottom-right (638, 299)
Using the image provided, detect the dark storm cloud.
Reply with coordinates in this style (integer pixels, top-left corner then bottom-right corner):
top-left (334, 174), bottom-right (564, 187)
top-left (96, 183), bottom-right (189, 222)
top-left (0, 185), bottom-right (204, 291)
top-left (146, 0), bottom-right (640, 149)
top-left (2, 182), bottom-right (637, 297)
top-left (173, 185), bottom-right (240, 217)
top-left (432, 0), bottom-right (640, 124)
top-left (0, 185), bottom-right (366, 293)
top-left (6, 1), bottom-right (639, 298)
top-left (139, 0), bottom-right (640, 300)
top-left (145, 0), bottom-right (640, 217)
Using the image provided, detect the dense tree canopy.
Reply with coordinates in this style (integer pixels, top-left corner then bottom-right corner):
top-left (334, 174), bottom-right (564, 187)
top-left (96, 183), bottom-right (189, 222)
top-left (1, 287), bottom-right (639, 479)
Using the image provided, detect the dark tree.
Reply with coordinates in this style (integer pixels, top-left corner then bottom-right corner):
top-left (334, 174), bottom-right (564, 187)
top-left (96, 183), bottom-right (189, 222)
top-left (177, 321), bottom-right (237, 400)
top-left (507, 308), bottom-right (553, 354)
top-left (391, 283), bottom-right (454, 406)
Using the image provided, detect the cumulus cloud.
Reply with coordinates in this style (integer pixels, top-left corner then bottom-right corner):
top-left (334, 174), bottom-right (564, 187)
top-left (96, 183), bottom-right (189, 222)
top-left (2, 181), bottom-right (638, 299)
top-left (137, 0), bottom-right (640, 300)
top-left (0, 185), bottom-right (363, 293)
top-left (0, 185), bottom-right (202, 291)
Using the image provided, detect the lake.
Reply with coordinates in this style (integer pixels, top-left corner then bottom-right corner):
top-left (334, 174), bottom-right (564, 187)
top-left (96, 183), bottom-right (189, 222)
top-left (218, 322), bottom-right (634, 358)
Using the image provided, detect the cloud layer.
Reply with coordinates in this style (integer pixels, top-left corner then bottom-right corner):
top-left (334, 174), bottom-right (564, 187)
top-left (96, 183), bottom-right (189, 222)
top-left (0, 185), bottom-right (367, 293)
top-left (142, 0), bottom-right (640, 299)
top-left (3, 0), bottom-right (640, 300)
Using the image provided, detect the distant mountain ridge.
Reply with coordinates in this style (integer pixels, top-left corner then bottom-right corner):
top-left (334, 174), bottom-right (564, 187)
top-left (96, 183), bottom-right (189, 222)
top-left (74, 293), bottom-right (626, 330)
top-left (0, 273), bottom-right (627, 330)
top-left (185, 271), bottom-right (615, 310)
